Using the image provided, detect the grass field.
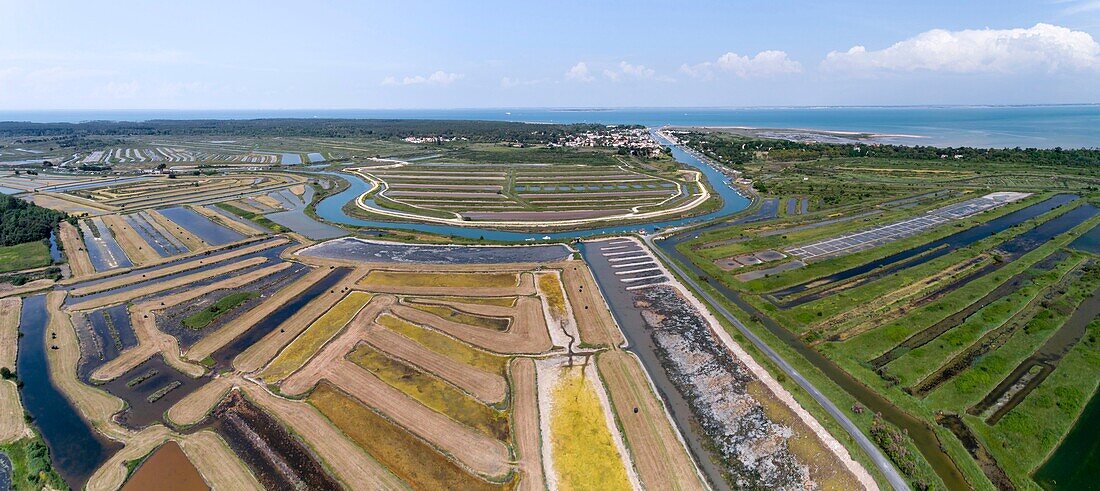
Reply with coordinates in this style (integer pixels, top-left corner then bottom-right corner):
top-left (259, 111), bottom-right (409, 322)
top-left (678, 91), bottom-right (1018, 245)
top-left (549, 366), bottom-right (632, 491)
top-left (181, 291), bottom-right (260, 329)
top-left (408, 296), bottom-right (518, 307)
top-left (537, 273), bottom-right (567, 322)
top-left (347, 344), bottom-right (509, 441)
top-left (0, 241), bottom-right (51, 274)
top-left (262, 291), bottom-right (373, 381)
top-left (375, 313), bottom-right (509, 376)
top-left (405, 302), bottom-right (511, 331)
top-left (360, 271), bottom-right (519, 289)
top-left (309, 382), bottom-right (508, 491)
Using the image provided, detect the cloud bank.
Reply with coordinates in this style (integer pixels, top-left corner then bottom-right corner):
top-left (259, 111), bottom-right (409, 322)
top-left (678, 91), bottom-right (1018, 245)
top-left (381, 70), bottom-right (463, 86)
top-left (680, 50), bottom-right (802, 79)
top-left (823, 23), bottom-right (1100, 73)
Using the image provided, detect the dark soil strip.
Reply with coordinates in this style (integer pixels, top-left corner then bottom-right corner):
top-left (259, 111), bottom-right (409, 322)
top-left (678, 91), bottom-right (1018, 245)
top-left (910, 256), bottom-right (1080, 397)
top-left (208, 390), bottom-right (340, 491)
top-left (936, 414), bottom-right (1015, 491)
top-left (970, 283), bottom-right (1100, 424)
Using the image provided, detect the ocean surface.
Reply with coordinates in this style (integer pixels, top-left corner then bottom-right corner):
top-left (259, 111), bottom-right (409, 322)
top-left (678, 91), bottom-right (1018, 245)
top-left (1, 105), bottom-right (1098, 149)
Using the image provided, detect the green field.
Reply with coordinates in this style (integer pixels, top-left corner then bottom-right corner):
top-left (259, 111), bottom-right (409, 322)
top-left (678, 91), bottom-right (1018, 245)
top-left (182, 291), bottom-right (260, 329)
top-left (0, 241), bottom-right (51, 274)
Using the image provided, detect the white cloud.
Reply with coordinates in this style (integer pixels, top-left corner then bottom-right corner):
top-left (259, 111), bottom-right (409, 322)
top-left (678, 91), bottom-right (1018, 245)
top-left (603, 61), bottom-right (657, 81)
top-left (680, 51), bottom-right (802, 79)
top-left (823, 23), bottom-right (1100, 73)
top-left (1060, 0), bottom-right (1100, 15)
top-left (564, 62), bottom-right (594, 82)
top-left (381, 70), bottom-right (463, 86)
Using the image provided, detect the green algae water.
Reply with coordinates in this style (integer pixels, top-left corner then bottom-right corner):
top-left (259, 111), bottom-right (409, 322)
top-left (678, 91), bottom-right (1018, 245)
top-left (1033, 389), bottom-right (1100, 490)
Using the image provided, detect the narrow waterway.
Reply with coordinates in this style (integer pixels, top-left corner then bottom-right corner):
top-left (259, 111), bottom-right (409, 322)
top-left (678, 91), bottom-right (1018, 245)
top-left (310, 130), bottom-right (750, 241)
top-left (17, 295), bottom-right (121, 488)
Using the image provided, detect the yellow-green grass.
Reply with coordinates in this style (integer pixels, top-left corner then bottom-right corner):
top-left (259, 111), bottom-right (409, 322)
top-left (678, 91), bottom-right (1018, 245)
top-left (0, 241), bottom-right (51, 274)
top-left (549, 367), bottom-right (632, 491)
top-left (376, 313), bottom-right (508, 376)
top-left (409, 296), bottom-right (518, 307)
top-left (537, 273), bottom-right (567, 321)
top-left (262, 291), bottom-right (373, 381)
top-left (360, 270), bottom-right (519, 289)
top-left (405, 302), bottom-right (510, 331)
top-left (308, 382), bottom-right (510, 491)
top-left (347, 344), bottom-right (509, 441)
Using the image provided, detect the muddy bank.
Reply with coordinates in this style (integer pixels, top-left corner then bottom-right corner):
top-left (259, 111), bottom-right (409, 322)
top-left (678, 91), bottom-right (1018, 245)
top-left (206, 390), bottom-right (339, 490)
top-left (936, 414), bottom-right (1014, 491)
top-left (121, 441), bottom-right (209, 491)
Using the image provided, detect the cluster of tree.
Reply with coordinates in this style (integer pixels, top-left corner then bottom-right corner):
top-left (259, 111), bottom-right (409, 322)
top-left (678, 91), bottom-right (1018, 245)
top-left (681, 131), bottom-right (1100, 167)
top-left (0, 194), bottom-right (67, 246)
top-left (0, 119), bottom-right (637, 144)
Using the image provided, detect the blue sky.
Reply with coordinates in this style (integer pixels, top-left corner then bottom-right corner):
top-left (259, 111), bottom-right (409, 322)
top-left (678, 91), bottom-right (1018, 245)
top-left (2, 0), bottom-right (1099, 109)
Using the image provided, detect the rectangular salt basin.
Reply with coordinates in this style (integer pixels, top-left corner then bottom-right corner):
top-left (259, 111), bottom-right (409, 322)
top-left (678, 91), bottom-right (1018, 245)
top-left (157, 206), bottom-right (244, 246)
top-left (282, 153), bottom-right (303, 165)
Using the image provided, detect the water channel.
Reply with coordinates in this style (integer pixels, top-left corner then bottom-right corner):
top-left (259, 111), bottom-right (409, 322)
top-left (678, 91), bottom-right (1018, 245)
top-left (310, 131), bottom-right (750, 241)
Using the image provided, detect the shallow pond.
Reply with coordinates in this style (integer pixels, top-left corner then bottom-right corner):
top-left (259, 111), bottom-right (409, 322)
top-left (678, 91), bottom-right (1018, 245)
top-left (158, 207), bottom-right (244, 246)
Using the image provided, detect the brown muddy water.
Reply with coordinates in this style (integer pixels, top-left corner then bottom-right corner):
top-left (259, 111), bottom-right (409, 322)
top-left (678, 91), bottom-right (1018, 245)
top-left (121, 441), bottom-right (208, 491)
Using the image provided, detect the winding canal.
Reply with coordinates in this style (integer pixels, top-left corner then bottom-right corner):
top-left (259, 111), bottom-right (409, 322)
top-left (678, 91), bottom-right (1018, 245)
top-left (311, 131), bottom-right (750, 241)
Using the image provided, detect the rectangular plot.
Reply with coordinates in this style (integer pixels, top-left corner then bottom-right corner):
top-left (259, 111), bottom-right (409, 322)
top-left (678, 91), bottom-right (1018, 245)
top-left (157, 206), bottom-right (245, 246)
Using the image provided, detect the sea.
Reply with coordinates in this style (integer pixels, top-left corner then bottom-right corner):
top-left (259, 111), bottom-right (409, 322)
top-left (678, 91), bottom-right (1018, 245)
top-left (1, 105), bottom-right (1098, 149)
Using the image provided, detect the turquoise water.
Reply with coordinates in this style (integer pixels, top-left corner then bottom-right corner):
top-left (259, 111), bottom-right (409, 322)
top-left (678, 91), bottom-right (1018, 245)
top-left (312, 132), bottom-right (750, 241)
top-left (2, 105), bottom-right (1098, 148)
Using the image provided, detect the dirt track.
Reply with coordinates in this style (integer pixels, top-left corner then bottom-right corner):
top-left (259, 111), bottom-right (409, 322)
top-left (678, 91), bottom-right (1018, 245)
top-left (60, 221), bottom-right (95, 277)
top-left (278, 296), bottom-right (511, 478)
top-left (392, 296), bottom-right (553, 354)
top-left (166, 376), bottom-right (233, 427)
top-left (597, 350), bottom-right (705, 490)
top-left (367, 327), bottom-right (507, 404)
top-left (560, 264), bottom-right (625, 347)
top-left (511, 358), bottom-right (545, 491)
top-left (0, 297), bottom-right (18, 370)
top-left (100, 214), bottom-right (161, 265)
top-left (190, 204), bottom-right (262, 236)
top-left (181, 429), bottom-right (264, 490)
top-left (85, 425), bottom-right (171, 491)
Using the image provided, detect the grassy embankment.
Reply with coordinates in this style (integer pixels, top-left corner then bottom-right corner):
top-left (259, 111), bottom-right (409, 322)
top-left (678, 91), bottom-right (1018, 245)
top-left (181, 291), bottom-right (260, 329)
